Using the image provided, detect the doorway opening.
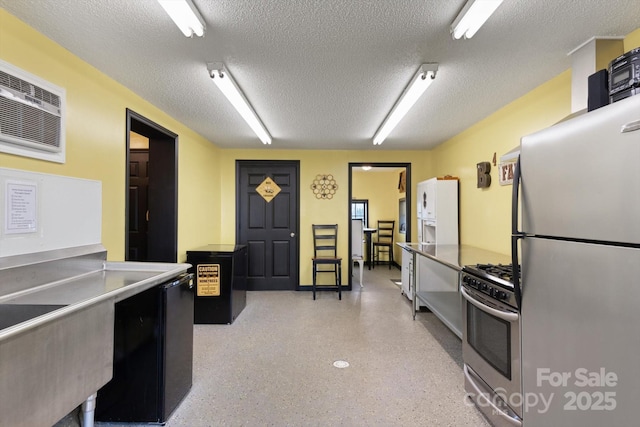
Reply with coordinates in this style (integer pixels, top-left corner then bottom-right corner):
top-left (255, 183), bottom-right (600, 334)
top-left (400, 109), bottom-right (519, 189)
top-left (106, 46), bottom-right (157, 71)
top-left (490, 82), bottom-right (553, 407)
top-left (348, 162), bottom-right (411, 288)
top-left (125, 109), bottom-right (178, 262)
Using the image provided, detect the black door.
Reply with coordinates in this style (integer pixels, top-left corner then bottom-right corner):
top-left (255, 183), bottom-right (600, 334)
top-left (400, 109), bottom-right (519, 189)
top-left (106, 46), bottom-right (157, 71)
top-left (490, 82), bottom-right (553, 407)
top-left (237, 160), bottom-right (299, 291)
top-left (126, 109), bottom-right (178, 263)
top-left (146, 136), bottom-right (177, 262)
top-left (128, 149), bottom-right (149, 261)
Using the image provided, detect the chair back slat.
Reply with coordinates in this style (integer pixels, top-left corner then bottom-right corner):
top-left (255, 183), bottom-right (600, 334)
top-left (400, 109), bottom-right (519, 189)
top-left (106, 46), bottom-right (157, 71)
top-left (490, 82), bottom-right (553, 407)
top-left (312, 224), bottom-right (338, 258)
top-left (376, 220), bottom-right (395, 244)
top-left (311, 224), bottom-right (342, 300)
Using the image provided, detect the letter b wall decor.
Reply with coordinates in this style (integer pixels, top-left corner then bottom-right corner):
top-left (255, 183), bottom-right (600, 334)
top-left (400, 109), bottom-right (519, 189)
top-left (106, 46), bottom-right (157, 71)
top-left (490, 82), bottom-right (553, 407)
top-left (477, 161), bottom-right (491, 188)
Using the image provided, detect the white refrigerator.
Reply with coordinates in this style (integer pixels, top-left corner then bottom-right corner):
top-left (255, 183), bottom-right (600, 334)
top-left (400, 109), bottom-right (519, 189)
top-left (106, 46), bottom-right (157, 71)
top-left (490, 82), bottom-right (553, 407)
top-left (515, 94), bottom-right (640, 426)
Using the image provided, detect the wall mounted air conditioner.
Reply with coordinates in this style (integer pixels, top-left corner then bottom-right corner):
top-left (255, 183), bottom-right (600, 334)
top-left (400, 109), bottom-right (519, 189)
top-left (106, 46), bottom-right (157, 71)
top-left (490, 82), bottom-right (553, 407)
top-left (0, 59), bottom-right (66, 163)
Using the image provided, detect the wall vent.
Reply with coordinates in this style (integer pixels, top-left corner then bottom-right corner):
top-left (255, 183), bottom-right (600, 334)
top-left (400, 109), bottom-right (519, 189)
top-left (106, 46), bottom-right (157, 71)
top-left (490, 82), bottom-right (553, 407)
top-left (0, 59), bottom-right (66, 163)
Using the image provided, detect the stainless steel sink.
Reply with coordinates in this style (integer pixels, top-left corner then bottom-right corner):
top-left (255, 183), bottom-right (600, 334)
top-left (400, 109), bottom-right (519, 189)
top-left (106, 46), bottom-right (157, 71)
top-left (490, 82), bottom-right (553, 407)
top-left (0, 304), bottom-right (66, 330)
top-left (0, 300), bottom-right (114, 427)
top-left (0, 245), bottom-right (189, 427)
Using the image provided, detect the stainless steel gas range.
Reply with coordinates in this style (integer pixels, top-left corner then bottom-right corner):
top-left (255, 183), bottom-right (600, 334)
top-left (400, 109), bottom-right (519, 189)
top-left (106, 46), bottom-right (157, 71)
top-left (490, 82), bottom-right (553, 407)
top-left (460, 263), bottom-right (522, 427)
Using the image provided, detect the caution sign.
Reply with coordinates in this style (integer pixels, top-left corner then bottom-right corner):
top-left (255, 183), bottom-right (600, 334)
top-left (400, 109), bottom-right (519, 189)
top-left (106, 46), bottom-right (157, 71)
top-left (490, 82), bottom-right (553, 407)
top-left (256, 176), bottom-right (281, 203)
top-left (196, 264), bottom-right (220, 296)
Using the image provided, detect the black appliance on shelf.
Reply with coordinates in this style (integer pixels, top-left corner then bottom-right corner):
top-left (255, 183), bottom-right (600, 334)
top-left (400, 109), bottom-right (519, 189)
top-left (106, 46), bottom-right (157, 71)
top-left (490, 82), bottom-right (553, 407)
top-left (609, 47), bottom-right (640, 103)
top-left (186, 244), bottom-right (247, 324)
top-left (95, 273), bottom-right (194, 423)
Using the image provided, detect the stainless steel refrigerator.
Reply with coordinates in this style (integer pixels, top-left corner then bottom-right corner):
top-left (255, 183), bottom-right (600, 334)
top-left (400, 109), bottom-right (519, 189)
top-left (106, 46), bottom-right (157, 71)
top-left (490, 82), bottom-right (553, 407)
top-left (514, 94), bottom-right (640, 426)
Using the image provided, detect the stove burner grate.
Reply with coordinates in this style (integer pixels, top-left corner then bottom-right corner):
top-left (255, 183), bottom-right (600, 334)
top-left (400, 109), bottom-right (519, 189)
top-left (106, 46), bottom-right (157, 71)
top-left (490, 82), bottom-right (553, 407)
top-left (475, 263), bottom-right (518, 283)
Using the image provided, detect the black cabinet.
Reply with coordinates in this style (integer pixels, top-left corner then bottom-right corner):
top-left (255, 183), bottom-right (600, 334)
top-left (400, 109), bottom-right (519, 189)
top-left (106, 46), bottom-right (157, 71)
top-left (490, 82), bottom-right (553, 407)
top-left (95, 273), bottom-right (194, 423)
top-left (187, 244), bottom-right (247, 324)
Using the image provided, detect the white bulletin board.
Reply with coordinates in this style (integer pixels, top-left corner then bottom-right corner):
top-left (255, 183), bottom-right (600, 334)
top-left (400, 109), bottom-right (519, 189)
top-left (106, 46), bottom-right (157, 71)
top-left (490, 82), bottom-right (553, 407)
top-left (0, 168), bottom-right (102, 257)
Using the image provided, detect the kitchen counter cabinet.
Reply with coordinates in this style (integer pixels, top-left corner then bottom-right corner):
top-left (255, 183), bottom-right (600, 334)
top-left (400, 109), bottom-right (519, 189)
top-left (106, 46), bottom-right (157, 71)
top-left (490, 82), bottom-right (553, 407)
top-left (397, 243), bottom-right (510, 339)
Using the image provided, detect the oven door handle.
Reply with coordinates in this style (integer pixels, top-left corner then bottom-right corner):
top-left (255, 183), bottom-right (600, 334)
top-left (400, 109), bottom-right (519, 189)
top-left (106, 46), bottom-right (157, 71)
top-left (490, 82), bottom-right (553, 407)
top-left (464, 365), bottom-right (522, 426)
top-left (461, 287), bottom-right (519, 322)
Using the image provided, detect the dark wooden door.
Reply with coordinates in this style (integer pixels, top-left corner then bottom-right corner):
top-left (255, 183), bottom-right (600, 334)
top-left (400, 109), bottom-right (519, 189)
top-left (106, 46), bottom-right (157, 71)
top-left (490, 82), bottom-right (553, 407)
top-left (237, 161), bottom-right (299, 291)
top-left (146, 137), bottom-right (177, 262)
top-left (126, 109), bottom-right (178, 263)
top-left (128, 149), bottom-right (149, 261)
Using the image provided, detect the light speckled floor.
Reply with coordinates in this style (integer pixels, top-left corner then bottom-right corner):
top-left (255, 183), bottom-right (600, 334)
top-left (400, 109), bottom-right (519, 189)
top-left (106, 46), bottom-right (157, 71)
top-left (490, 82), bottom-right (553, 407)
top-left (56, 266), bottom-right (489, 427)
top-left (164, 266), bottom-right (490, 427)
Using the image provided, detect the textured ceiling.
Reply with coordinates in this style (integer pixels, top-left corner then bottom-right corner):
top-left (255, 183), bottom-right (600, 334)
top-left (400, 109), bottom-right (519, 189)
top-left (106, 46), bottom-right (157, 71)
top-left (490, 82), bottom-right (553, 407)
top-left (1, 0), bottom-right (639, 150)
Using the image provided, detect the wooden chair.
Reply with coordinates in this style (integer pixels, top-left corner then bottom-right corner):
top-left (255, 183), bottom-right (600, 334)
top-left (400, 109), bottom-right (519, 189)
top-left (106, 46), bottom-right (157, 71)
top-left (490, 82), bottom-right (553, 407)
top-left (311, 224), bottom-right (342, 300)
top-left (373, 220), bottom-right (395, 269)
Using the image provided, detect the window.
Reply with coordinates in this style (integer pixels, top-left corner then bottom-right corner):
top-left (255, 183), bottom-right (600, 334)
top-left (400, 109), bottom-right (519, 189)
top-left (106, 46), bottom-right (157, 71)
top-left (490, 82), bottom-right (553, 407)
top-left (351, 199), bottom-right (368, 228)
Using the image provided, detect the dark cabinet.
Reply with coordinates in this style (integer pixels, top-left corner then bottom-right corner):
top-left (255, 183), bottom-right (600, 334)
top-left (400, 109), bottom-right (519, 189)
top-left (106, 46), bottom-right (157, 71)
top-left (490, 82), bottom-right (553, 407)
top-left (187, 245), bottom-right (247, 324)
top-left (95, 274), bottom-right (194, 423)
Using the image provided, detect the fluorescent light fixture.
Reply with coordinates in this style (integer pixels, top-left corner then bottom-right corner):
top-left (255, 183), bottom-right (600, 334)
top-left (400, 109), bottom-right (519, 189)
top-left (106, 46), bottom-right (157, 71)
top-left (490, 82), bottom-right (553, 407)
top-left (372, 63), bottom-right (438, 146)
top-left (207, 63), bottom-right (272, 145)
top-left (451, 0), bottom-right (504, 39)
top-left (157, 0), bottom-right (205, 37)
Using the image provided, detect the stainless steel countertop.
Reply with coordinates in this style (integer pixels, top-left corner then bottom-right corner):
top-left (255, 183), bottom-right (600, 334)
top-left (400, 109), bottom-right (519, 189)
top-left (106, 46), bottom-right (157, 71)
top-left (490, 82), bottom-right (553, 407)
top-left (397, 243), bottom-right (511, 271)
top-left (0, 259), bottom-right (190, 341)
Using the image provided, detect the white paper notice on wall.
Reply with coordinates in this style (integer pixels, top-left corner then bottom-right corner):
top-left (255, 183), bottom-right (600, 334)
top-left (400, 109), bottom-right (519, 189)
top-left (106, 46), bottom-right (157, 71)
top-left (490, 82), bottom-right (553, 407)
top-left (4, 180), bottom-right (38, 234)
top-left (0, 168), bottom-right (101, 257)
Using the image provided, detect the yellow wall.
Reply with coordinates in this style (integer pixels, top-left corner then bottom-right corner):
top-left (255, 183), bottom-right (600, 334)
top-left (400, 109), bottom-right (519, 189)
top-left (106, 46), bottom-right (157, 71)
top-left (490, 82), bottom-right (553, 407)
top-left (217, 150), bottom-right (430, 285)
top-left (0, 9), bottom-right (433, 284)
top-left (0, 9), bottom-right (220, 261)
top-left (2, 8), bottom-right (639, 278)
top-left (352, 169), bottom-right (406, 264)
top-left (624, 28), bottom-right (640, 51)
top-left (430, 29), bottom-right (639, 255)
top-left (432, 71), bottom-right (572, 254)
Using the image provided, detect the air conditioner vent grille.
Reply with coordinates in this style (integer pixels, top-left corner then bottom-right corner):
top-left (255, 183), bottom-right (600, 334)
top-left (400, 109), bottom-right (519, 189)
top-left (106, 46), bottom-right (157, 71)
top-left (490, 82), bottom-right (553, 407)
top-left (0, 98), bottom-right (61, 148)
top-left (0, 60), bottom-right (65, 163)
top-left (0, 70), bottom-right (60, 108)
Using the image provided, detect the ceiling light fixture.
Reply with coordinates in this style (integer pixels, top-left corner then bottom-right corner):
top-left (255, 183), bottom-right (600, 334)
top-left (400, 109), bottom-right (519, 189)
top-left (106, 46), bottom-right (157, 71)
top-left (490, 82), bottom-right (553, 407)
top-left (207, 63), bottom-right (272, 145)
top-left (372, 63), bottom-right (438, 146)
top-left (450, 0), bottom-right (504, 39)
top-left (157, 0), bottom-right (206, 37)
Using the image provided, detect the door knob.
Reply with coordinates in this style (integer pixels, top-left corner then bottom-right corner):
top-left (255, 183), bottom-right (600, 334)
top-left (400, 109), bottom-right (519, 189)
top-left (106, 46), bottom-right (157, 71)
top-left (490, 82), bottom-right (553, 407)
top-left (290, 232), bottom-right (296, 237)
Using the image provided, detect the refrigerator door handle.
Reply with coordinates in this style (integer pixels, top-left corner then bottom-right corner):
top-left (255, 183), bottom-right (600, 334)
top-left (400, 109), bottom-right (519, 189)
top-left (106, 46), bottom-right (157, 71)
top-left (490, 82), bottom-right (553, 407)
top-left (621, 119), bottom-right (640, 133)
top-left (165, 273), bottom-right (194, 290)
top-left (511, 235), bottom-right (522, 310)
top-left (184, 275), bottom-right (195, 290)
top-left (511, 156), bottom-right (523, 237)
top-left (511, 156), bottom-right (523, 310)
